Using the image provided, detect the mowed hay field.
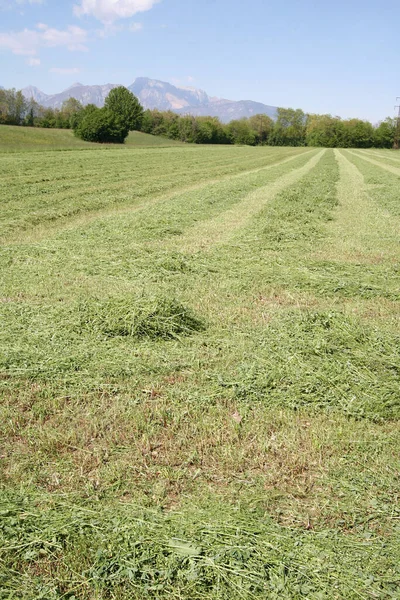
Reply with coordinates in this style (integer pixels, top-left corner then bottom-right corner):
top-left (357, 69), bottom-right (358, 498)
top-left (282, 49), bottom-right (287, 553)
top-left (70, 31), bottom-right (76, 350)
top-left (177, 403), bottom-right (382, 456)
top-left (1, 127), bottom-right (400, 598)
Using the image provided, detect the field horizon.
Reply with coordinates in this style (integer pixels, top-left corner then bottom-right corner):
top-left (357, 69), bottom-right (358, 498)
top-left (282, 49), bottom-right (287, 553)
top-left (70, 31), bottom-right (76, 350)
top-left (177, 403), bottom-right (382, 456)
top-left (1, 126), bottom-right (399, 598)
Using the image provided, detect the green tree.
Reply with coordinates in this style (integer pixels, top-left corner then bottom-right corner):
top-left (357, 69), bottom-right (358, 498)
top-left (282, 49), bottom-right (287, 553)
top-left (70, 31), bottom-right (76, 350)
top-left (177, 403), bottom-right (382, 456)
top-left (373, 118), bottom-right (396, 148)
top-left (341, 119), bottom-right (374, 148)
top-left (12, 90), bottom-right (27, 125)
top-left (269, 108), bottom-right (306, 146)
top-left (305, 114), bottom-right (345, 147)
top-left (0, 89), bottom-right (10, 123)
top-left (248, 114), bottom-right (274, 145)
top-left (74, 106), bottom-right (129, 143)
top-left (39, 108), bottom-right (57, 128)
top-left (23, 98), bottom-right (41, 126)
top-left (0, 88), bottom-right (27, 125)
top-left (196, 116), bottom-right (228, 144)
top-left (227, 119), bottom-right (256, 145)
top-left (61, 97), bottom-right (83, 128)
top-left (104, 86), bottom-right (143, 131)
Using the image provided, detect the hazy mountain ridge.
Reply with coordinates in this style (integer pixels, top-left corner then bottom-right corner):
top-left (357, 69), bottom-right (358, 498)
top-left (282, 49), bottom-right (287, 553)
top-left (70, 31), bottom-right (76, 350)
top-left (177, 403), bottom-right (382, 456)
top-left (21, 77), bottom-right (278, 123)
top-left (22, 83), bottom-right (120, 110)
top-left (128, 77), bottom-right (210, 111)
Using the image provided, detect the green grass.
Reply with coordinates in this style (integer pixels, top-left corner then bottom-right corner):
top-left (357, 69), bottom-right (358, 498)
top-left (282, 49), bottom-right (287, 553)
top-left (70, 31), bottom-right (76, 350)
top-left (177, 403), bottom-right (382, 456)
top-left (1, 134), bottom-right (400, 598)
top-left (0, 125), bottom-right (184, 152)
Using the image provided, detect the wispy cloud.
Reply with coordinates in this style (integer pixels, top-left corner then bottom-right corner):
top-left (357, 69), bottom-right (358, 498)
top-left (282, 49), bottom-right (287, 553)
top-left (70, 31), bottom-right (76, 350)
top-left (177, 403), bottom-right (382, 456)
top-left (97, 20), bottom-right (143, 38)
top-left (96, 23), bottom-right (123, 38)
top-left (129, 21), bottom-right (143, 32)
top-left (26, 56), bottom-right (40, 66)
top-left (171, 75), bottom-right (197, 86)
top-left (74, 0), bottom-right (160, 24)
top-left (0, 24), bottom-right (88, 55)
top-left (49, 67), bottom-right (81, 74)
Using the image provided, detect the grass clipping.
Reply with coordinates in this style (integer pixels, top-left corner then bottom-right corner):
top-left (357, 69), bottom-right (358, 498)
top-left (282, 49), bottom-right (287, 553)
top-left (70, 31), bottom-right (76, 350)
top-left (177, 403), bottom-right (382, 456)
top-left (78, 296), bottom-right (206, 340)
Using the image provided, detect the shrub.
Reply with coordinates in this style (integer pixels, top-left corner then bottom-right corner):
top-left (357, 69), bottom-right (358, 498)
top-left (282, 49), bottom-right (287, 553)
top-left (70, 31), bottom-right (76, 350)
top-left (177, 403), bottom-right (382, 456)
top-left (74, 106), bottom-right (129, 143)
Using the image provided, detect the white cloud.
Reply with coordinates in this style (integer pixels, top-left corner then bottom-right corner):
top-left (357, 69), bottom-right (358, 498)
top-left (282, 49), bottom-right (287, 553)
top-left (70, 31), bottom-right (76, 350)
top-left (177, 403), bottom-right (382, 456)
top-left (40, 25), bottom-right (88, 50)
top-left (97, 20), bottom-right (142, 37)
top-left (27, 56), bottom-right (40, 65)
top-left (0, 24), bottom-right (88, 55)
top-left (129, 21), bottom-right (143, 32)
top-left (49, 67), bottom-right (81, 74)
top-left (74, 0), bottom-right (160, 23)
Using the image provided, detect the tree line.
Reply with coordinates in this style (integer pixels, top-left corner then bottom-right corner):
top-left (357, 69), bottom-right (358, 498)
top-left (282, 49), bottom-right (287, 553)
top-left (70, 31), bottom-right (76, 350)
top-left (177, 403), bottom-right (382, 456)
top-left (0, 85), bottom-right (398, 148)
top-left (142, 108), bottom-right (398, 148)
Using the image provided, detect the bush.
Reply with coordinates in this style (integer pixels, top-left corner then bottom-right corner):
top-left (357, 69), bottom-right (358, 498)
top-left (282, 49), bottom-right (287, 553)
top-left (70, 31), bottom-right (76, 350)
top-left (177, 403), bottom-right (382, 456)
top-left (74, 106), bottom-right (129, 143)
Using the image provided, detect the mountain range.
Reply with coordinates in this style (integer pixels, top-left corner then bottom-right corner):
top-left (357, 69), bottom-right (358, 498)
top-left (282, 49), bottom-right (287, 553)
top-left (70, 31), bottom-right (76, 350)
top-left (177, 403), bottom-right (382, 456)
top-left (21, 77), bottom-right (278, 123)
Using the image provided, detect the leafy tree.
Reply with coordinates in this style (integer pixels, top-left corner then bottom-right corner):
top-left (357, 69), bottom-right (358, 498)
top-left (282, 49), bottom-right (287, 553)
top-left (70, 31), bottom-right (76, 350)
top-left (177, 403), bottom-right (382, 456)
top-left (0, 89), bottom-right (10, 123)
top-left (176, 115), bottom-right (196, 142)
top-left (197, 117), bottom-right (229, 144)
top-left (23, 98), bottom-right (41, 126)
top-left (12, 90), bottom-right (27, 125)
top-left (74, 106), bottom-right (129, 143)
top-left (305, 114), bottom-right (345, 147)
top-left (39, 108), bottom-right (58, 128)
top-left (227, 119), bottom-right (256, 145)
top-left (104, 86), bottom-right (143, 131)
top-left (0, 88), bottom-right (27, 125)
top-left (269, 108), bottom-right (306, 146)
top-left (61, 97), bottom-right (83, 116)
top-left (248, 114), bottom-right (274, 145)
top-left (141, 109), bottom-right (177, 137)
top-left (61, 97), bottom-right (83, 128)
top-left (140, 110), bottom-right (228, 144)
top-left (373, 118), bottom-right (396, 148)
top-left (340, 119), bottom-right (374, 148)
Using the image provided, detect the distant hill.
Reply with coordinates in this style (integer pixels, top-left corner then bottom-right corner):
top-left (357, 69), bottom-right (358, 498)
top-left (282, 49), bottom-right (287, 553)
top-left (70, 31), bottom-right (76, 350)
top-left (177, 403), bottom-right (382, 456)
top-left (176, 98), bottom-right (278, 121)
top-left (128, 77), bottom-right (209, 111)
top-left (21, 77), bottom-right (278, 123)
top-left (20, 85), bottom-right (50, 106)
top-left (22, 83), bottom-right (120, 110)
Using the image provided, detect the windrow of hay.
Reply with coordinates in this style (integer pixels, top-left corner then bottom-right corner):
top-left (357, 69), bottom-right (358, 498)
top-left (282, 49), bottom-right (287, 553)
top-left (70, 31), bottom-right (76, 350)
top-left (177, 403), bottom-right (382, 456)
top-left (77, 296), bottom-right (206, 340)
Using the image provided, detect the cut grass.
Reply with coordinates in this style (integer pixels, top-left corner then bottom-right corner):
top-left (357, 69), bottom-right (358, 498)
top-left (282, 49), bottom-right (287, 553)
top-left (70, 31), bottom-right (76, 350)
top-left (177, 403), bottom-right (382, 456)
top-left (0, 143), bottom-right (308, 240)
top-left (230, 309), bottom-right (400, 420)
top-left (1, 138), bottom-right (400, 598)
top-left (2, 492), bottom-right (399, 600)
top-left (78, 296), bottom-right (206, 339)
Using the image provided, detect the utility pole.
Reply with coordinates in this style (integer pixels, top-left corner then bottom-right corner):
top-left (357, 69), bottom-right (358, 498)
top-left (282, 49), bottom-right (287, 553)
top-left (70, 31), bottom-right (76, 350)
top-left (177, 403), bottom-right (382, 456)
top-left (393, 97), bottom-right (400, 149)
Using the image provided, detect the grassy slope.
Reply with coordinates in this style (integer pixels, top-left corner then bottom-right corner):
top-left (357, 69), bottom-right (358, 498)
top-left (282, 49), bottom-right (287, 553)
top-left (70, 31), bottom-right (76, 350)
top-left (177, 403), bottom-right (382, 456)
top-left (0, 136), bottom-right (400, 598)
top-left (0, 125), bottom-right (183, 152)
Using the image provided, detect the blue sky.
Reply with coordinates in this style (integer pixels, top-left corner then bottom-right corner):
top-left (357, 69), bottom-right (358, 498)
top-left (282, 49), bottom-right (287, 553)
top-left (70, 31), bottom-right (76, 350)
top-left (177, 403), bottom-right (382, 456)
top-left (0, 0), bottom-right (398, 122)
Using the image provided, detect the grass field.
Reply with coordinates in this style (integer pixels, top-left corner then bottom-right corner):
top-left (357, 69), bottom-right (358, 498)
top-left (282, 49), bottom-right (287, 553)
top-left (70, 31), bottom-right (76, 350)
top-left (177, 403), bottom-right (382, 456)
top-left (1, 127), bottom-right (400, 599)
top-left (0, 125), bottom-right (184, 152)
